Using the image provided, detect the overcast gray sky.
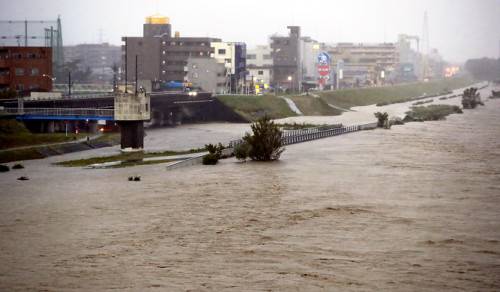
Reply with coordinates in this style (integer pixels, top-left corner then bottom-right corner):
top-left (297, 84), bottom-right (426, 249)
top-left (1, 0), bottom-right (499, 62)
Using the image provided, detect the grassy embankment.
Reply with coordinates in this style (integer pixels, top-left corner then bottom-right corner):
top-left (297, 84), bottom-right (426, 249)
top-left (216, 95), bottom-right (297, 121)
top-left (217, 78), bottom-right (474, 121)
top-left (55, 148), bottom-right (205, 168)
top-left (319, 77), bottom-right (474, 110)
top-left (0, 119), bottom-right (86, 149)
top-left (0, 120), bottom-right (121, 163)
top-left (288, 95), bottom-right (343, 116)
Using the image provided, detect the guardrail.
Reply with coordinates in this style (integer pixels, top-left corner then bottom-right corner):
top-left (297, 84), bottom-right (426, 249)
top-left (228, 123), bottom-right (366, 148)
top-left (0, 107), bottom-right (114, 117)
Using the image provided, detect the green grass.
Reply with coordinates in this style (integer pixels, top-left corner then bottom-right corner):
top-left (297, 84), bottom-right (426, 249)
top-left (288, 96), bottom-right (343, 116)
top-left (0, 120), bottom-right (87, 149)
top-left (319, 77), bottom-right (474, 110)
top-left (216, 95), bottom-right (297, 121)
top-left (403, 104), bottom-right (463, 122)
top-left (55, 148), bottom-right (205, 167)
top-left (90, 133), bottom-right (121, 145)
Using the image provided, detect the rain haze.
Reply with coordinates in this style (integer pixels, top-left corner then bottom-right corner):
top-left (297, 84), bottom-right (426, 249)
top-left (1, 0), bottom-right (499, 62)
top-left (1, 0), bottom-right (500, 291)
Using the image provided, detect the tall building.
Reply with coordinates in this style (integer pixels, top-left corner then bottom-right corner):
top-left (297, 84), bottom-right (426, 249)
top-left (122, 14), bottom-right (220, 85)
top-left (300, 37), bottom-right (323, 87)
top-left (247, 45), bottom-right (273, 87)
top-left (0, 46), bottom-right (53, 96)
top-left (211, 42), bottom-right (247, 92)
top-left (270, 26), bottom-right (302, 91)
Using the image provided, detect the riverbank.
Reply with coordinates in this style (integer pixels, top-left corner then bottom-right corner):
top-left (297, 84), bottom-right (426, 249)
top-left (0, 133), bottom-right (120, 163)
top-left (216, 77), bottom-right (475, 121)
top-left (1, 96), bottom-right (499, 291)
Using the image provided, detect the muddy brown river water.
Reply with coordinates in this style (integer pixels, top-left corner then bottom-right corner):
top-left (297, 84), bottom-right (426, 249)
top-left (1, 97), bottom-right (500, 291)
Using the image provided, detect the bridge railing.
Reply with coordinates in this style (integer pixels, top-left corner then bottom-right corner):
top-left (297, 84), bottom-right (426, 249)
top-left (228, 123), bottom-right (369, 148)
top-left (0, 107), bottom-right (114, 117)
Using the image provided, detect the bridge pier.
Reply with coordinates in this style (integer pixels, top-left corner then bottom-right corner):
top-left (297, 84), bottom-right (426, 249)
top-left (88, 121), bottom-right (98, 134)
top-left (118, 121), bottom-right (144, 149)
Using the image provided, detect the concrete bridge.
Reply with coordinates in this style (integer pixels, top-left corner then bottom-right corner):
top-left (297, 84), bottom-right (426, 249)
top-left (0, 91), bottom-right (245, 132)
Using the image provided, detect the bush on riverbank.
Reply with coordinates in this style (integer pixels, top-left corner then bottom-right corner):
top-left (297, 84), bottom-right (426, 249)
top-left (234, 142), bottom-right (250, 161)
top-left (243, 116), bottom-right (284, 161)
top-left (0, 164), bottom-right (9, 172)
top-left (202, 143), bottom-right (224, 165)
top-left (403, 105), bottom-right (463, 122)
top-left (374, 112), bottom-right (390, 128)
top-left (462, 87), bottom-right (484, 109)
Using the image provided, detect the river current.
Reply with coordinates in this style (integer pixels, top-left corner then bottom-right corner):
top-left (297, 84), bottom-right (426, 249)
top-left (0, 89), bottom-right (499, 291)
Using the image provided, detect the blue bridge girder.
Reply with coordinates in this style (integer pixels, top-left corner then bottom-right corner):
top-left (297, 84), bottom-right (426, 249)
top-left (1, 107), bottom-right (115, 121)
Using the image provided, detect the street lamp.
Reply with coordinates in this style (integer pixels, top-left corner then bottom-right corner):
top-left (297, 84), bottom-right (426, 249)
top-left (42, 74), bottom-right (56, 81)
top-left (287, 75), bottom-right (293, 93)
top-left (42, 74), bottom-right (56, 92)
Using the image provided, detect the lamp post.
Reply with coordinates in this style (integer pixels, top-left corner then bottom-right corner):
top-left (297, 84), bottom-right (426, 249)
top-left (287, 75), bottom-right (293, 94)
top-left (42, 74), bottom-right (56, 91)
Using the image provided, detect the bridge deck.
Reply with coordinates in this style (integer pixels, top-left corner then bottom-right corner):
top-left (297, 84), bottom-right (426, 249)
top-left (0, 108), bottom-right (114, 121)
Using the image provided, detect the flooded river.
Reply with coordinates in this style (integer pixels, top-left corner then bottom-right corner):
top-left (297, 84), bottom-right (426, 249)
top-left (1, 95), bottom-right (500, 290)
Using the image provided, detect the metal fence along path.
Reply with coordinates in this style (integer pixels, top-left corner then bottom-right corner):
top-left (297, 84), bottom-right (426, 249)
top-left (229, 123), bottom-right (374, 148)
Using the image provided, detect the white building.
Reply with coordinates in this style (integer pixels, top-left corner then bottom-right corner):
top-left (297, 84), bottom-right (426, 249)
top-left (246, 45), bottom-right (273, 88)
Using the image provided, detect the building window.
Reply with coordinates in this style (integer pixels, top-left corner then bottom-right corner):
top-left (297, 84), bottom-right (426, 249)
top-left (200, 42), bottom-right (206, 46)
top-left (31, 68), bottom-right (39, 76)
top-left (27, 53), bottom-right (37, 59)
top-left (15, 68), bottom-right (24, 76)
top-left (263, 54), bottom-right (272, 60)
top-left (16, 84), bottom-right (24, 91)
top-left (247, 54), bottom-right (256, 60)
top-left (258, 70), bottom-right (264, 75)
top-left (225, 58), bottom-right (232, 64)
top-left (218, 49), bottom-right (226, 55)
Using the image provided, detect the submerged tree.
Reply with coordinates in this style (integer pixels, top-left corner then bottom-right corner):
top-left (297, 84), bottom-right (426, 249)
top-left (374, 112), bottom-right (390, 128)
top-left (462, 87), bottom-right (484, 109)
top-left (243, 116), bottom-right (284, 161)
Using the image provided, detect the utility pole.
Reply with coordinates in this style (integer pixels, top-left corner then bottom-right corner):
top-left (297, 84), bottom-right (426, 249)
top-left (124, 37), bottom-right (128, 93)
top-left (68, 71), bottom-right (71, 97)
top-left (135, 55), bottom-right (138, 95)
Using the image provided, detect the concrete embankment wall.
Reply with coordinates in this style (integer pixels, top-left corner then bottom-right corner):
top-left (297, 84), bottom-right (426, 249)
top-left (1, 139), bottom-right (118, 163)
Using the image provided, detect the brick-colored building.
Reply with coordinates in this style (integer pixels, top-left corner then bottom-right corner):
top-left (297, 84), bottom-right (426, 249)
top-left (0, 47), bottom-right (53, 96)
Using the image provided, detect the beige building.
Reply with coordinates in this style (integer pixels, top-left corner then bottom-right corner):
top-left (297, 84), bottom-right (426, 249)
top-left (327, 43), bottom-right (398, 87)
